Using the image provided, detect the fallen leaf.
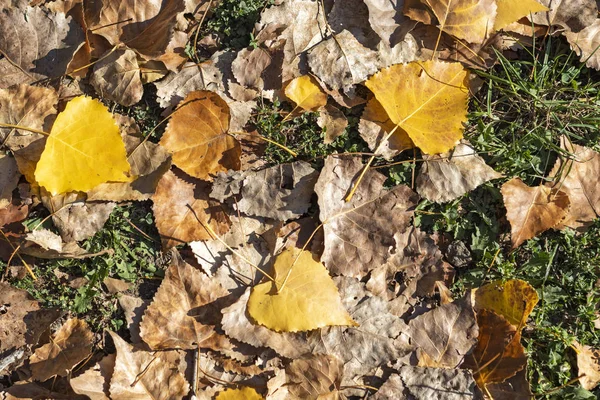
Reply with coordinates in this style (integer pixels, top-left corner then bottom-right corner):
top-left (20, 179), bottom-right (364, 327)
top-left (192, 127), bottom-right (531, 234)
top-left (494, 0), bottom-right (548, 31)
top-left (90, 48), bottom-right (143, 106)
top-left (365, 60), bottom-right (469, 155)
top-left (29, 318), bottom-right (94, 382)
top-left (406, 297), bottom-right (478, 368)
top-left (317, 104), bottom-right (348, 144)
top-left (140, 250), bottom-right (228, 349)
top-left (548, 137), bottom-right (600, 230)
top-left (486, 369), bottom-right (533, 400)
top-left (160, 90), bottom-right (240, 180)
top-left (103, 277), bottom-right (130, 294)
top-left (315, 155), bottom-right (418, 278)
top-left (70, 354), bottom-right (116, 400)
top-left (247, 248), bottom-right (357, 332)
top-left (285, 354), bottom-right (344, 399)
top-left (501, 177), bottom-right (570, 248)
top-left (34, 96), bottom-right (131, 195)
top-left (566, 20), bottom-right (600, 70)
top-left (153, 170), bottom-right (230, 248)
top-left (1, 382), bottom-right (73, 400)
top-left (0, 153), bottom-right (20, 209)
top-left (530, 0), bottom-right (597, 33)
top-left (364, 0), bottom-right (414, 45)
top-left (573, 342), bottom-right (600, 390)
top-left (19, 228), bottom-right (103, 259)
top-left (416, 141), bottom-right (502, 203)
top-left (284, 75), bottom-right (328, 112)
top-left (108, 332), bottom-right (189, 400)
top-left (474, 279), bottom-right (539, 328)
top-left (118, 295), bottom-right (148, 345)
top-left (215, 387), bottom-right (263, 400)
top-left (232, 47), bottom-right (272, 91)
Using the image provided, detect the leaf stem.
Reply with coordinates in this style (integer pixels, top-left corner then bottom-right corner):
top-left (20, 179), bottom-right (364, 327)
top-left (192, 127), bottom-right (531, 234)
top-left (0, 123), bottom-right (50, 137)
top-left (233, 132), bottom-right (298, 157)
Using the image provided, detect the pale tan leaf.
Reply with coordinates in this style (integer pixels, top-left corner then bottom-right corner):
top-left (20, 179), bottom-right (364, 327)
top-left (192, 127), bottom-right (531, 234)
top-left (232, 47), bottom-right (272, 91)
top-left (118, 295), bottom-right (148, 345)
top-left (317, 104), bottom-right (348, 144)
top-left (573, 342), bottom-right (600, 390)
top-left (90, 48), bottom-right (143, 107)
top-left (70, 354), bottom-right (116, 400)
top-left (285, 354), bottom-right (345, 400)
top-left (155, 61), bottom-right (223, 109)
top-left (530, 0), bottom-right (597, 33)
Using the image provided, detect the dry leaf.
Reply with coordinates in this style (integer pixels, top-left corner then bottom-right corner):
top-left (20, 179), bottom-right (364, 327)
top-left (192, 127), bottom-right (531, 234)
top-left (317, 104), bottom-right (348, 144)
top-left (155, 61), bottom-right (223, 108)
top-left (103, 277), bottom-right (130, 294)
top-left (90, 48), bottom-right (143, 106)
top-left (160, 90), bottom-right (240, 180)
top-left (365, 60), bottom-right (469, 155)
top-left (247, 248), bottom-right (356, 332)
top-left (152, 170), bottom-right (230, 249)
top-left (70, 354), bottom-right (116, 400)
top-left (118, 295), bottom-right (148, 345)
top-left (407, 297), bottom-right (478, 368)
top-left (232, 47), bottom-right (272, 91)
top-left (486, 369), bottom-right (533, 400)
top-left (108, 332), bottom-right (189, 400)
top-left (530, 0), bottom-right (597, 33)
top-left (501, 177), bottom-right (570, 248)
top-left (0, 153), bottom-right (19, 209)
top-left (315, 156), bottom-right (418, 278)
top-left (494, 0), bottom-right (548, 31)
top-left (566, 20), bottom-right (600, 70)
top-left (285, 354), bottom-right (344, 399)
top-left (573, 342), bottom-right (600, 390)
top-left (416, 141), bottom-right (502, 203)
top-left (215, 387), bottom-right (263, 400)
top-left (284, 75), bottom-right (328, 111)
top-left (29, 318), bottom-right (93, 382)
top-left (473, 279), bottom-right (539, 328)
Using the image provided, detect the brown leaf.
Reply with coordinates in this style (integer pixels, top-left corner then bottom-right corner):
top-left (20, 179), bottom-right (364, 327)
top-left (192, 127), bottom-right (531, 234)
top-left (486, 369), bottom-right (533, 400)
top-left (154, 61), bottom-right (223, 109)
top-left (118, 295), bottom-right (148, 345)
top-left (70, 354), bottom-right (116, 400)
top-left (285, 354), bottom-right (345, 399)
top-left (501, 177), bottom-right (570, 248)
top-left (0, 153), bottom-right (20, 209)
top-left (232, 47), bottom-right (272, 91)
top-left (573, 342), bottom-right (600, 390)
top-left (152, 170), bottom-right (230, 249)
top-left (103, 277), bottom-right (130, 294)
top-left (90, 48), bottom-right (143, 106)
top-left (406, 297), bottom-right (478, 368)
top-left (565, 20), bottom-right (600, 70)
top-left (108, 332), bottom-right (189, 400)
top-left (19, 229), bottom-right (102, 259)
top-left (315, 156), bottom-right (418, 278)
top-left (160, 91), bottom-right (240, 180)
top-left (416, 141), bottom-right (502, 203)
top-left (140, 251), bottom-right (228, 350)
top-left (0, 201), bottom-right (29, 229)
top-left (530, 0), bottom-right (597, 33)
top-left (29, 318), bottom-right (94, 382)
top-left (317, 104), bottom-right (348, 144)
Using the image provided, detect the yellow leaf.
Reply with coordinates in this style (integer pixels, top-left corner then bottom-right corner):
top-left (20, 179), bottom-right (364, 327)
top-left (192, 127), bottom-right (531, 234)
top-left (215, 387), bottom-right (263, 400)
top-left (494, 0), bottom-right (548, 31)
top-left (423, 0), bottom-right (497, 43)
top-left (35, 96), bottom-right (130, 195)
top-left (285, 75), bottom-right (328, 111)
top-left (247, 248), bottom-right (357, 332)
top-left (474, 279), bottom-right (539, 328)
top-left (365, 60), bottom-right (469, 154)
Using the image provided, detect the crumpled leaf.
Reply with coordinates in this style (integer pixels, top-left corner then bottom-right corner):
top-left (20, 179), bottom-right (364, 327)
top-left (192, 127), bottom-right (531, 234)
top-left (416, 141), bottom-right (502, 203)
top-left (565, 20), bottom-right (600, 70)
top-left (118, 295), bottom-right (148, 345)
top-left (573, 342), bottom-right (600, 390)
top-left (154, 61), bottom-right (223, 108)
top-left (19, 228), bottom-right (103, 259)
top-left (285, 354), bottom-right (344, 399)
top-left (29, 318), bottom-right (93, 382)
top-left (530, 0), bottom-right (597, 33)
top-left (365, 60), bottom-right (469, 155)
top-left (140, 251), bottom-right (228, 349)
top-left (494, 0), bottom-right (548, 31)
top-left (315, 156), bottom-right (418, 278)
top-left (232, 47), bottom-right (272, 91)
top-left (375, 366), bottom-right (480, 399)
top-left (0, 153), bottom-right (19, 209)
top-left (364, 0), bottom-right (414, 46)
top-left (501, 177), bottom-right (570, 248)
top-left (70, 354), bottom-right (116, 400)
top-left (474, 279), bottom-right (539, 328)
top-left (108, 332), bottom-right (189, 400)
top-left (152, 170), bottom-right (231, 249)
top-left (0, 6), bottom-right (84, 87)
top-left (406, 297), bottom-right (478, 368)
top-left (90, 48), bottom-right (143, 107)
top-left (211, 161), bottom-right (318, 221)
top-left (160, 90), bottom-right (240, 180)
top-left (34, 96), bottom-right (131, 195)
top-left (248, 248), bottom-right (356, 332)
top-left (215, 387), bottom-right (263, 400)
top-left (317, 104), bottom-right (348, 144)
top-left (284, 76), bottom-right (328, 112)
top-left (548, 137), bottom-right (600, 230)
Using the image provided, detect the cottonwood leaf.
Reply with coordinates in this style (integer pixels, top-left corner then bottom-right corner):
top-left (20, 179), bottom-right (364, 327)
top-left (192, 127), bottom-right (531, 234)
top-left (365, 60), bottom-right (469, 155)
top-left (160, 90), bottom-right (240, 180)
top-left (19, 228), bottom-right (101, 259)
top-left (285, 354), bottom-right (344, 399)
top-left (247, 248), bottom-right (356, 332)
top-left (34, 96), bottom-right (131, 195)
top-left (215, 387), bottom-right (263, 400)
top-left (315, 155), bottom-right (418, 278)
top-left (152, 170), bottom-right (231, 249)
top-left (0, 154), bottom-right (19, 209)
top-left (530, 0), bottom-right (597, 33)
top-left (573, 342), bottom-right (600, 390)
top-left (463, 309), bottom-right (527, 387)
top-left (118, 295), bottom-right (148, 345)
top-left (406, 298), bottom-right (478, 368)
top-left (494, 0), bottom-right (548, 31)
top-left (140, 250), bottom-right (229, 349)
top-left (566, 21), bottom-right (600, 75)
top-left (0, 6), bottom-right (84, 87)
top-left (154, 61), bottom-right (223, 109)
top-left (70, 354), bottom-right (115, 400)
top-left (232, 47), bottom-right (272, 91)
top-left (284, 75), bottom-right (328, 111)
top-left (548, 138), bottom-right (600, 231)
top-left (416, 141), bottom-right (502, 203)
top-left (501, 178), bottom-right (570, 248)
top-left (474, 279), bottom-right (539, 328)
top-left (375, 366), bottom-right (480, 400)
top-left (108, 332), bottom-right (189, 400)
top-left (317, 104), bottom-right (348, 144)
top-left (364, 0), bottom-right (410, 45)
top-left (90, 48), bottom-right (143, 107)
top-left (486, 370), bottom-right (534, 400)
top-left (29, 318), bottom-right (93, 382)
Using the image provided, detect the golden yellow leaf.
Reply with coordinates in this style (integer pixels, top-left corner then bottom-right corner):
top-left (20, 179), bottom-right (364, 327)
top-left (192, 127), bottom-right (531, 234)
top-left (215, 387), bottom-right (263, 400)
top-left (365, 60), bottom-right (468, 155)
top-left (34, 96), bottom-right (130, 195)
top-left (422, 0), bottom-right (497, 43)
top-left (284, 75), bottom-right (328, 111)
top-left (474, 279), bottom-right (539, 328)
top-left (494, 0), bottom-right (548, 31)
top-left (247, 248), bottom-right (357, 332)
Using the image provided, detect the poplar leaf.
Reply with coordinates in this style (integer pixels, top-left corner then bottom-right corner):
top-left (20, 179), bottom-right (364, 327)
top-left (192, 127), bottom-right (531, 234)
top-left (215, 387), bottom-right (263, 400)
top-left (285, 75), bottom-right (328, 111)
top-left (474, 279), bottom-right (539, 328)
top-left (494, 0), bottom-right (548, 31)
top-left (420, 0), bottom-right (497, 43)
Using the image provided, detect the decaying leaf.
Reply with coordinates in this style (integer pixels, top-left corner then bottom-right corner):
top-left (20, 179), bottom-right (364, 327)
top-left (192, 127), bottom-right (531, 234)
top-left (29, 318), bottom-right (93, 382)
top-left (566, 20), bottom-right (600, 70)
top-left (0, 153), bottom-right (20, 209)
top-left (315, 156), bottom-right (418, 278)
top-left (247, 248), bottom-right (356, 332)
top-left (70, 354), bottom-right (116, 400)
top-left (154, 61), bottom-right (223, 109)
top-left (285, 354), bottom-right (344, 399)
top-left (317, 104), bottom-right (348, 144)
top-left (232, 47), bottom-right (272, 91)
top-left (416, 141), bottom-right (502, 203)
top-left (486, 369), bottom-right (533, 400)
top-left (365, 60), bottom-right (469, 155)
top-left (573, 342), bottom-right (600, 390)
top-left (474, 279), bottom-right (539, 328)
top-left (90, 48), bottom-right (143, 107)
top-left (159, 90), bottom-right (240, 180)
top-left (530, 0), bottom-right (597, 33)
top-left (501, 178), bottom-right (570, 248)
